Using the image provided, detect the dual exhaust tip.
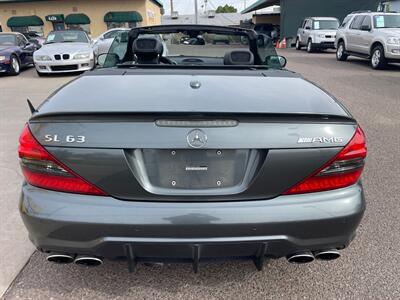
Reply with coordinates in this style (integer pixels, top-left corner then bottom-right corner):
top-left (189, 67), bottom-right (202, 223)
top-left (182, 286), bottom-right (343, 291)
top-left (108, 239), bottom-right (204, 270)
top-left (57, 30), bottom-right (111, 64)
top-left (46, 254), bottom-right (103, 267)
top-left (47, 249), bottom-right (340, 267)
top-left (287, 249), bottom-right (341, 264)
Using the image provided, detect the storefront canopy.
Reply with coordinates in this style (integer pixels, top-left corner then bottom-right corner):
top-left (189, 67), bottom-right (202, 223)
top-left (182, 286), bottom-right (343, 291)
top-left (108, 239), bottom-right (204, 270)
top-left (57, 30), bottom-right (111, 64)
top-left (7, 15), bottom-right (44, 27)
top-left (104, 11), bottom-right (143, 23)
top-left (65, 13), bottom-right (90, 25)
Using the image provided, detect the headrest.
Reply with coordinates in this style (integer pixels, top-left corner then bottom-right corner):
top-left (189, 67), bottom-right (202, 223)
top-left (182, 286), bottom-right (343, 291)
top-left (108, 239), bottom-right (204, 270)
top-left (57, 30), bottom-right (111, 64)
top-left (132, 37), bottom-right (163, 55)
top-left (224, 50), bottom-right (254, 65)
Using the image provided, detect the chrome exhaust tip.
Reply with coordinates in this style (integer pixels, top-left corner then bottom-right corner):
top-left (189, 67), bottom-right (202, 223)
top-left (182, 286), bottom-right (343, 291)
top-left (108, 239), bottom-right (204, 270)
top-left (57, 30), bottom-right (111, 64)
top-left (46, 254), bottom-right (74, 264)
top-left (74, 256), bottom-right (103, 267)
top-left (287, 252), bottom-right (315, 264)
top-left (314, 249), bottom-right (341, 261)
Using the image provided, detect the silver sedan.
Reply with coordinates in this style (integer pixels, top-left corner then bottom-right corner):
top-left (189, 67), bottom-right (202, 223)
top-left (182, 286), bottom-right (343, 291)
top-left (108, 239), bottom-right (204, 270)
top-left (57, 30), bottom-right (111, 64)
top-left (34, 30), bottom-right (95, 76)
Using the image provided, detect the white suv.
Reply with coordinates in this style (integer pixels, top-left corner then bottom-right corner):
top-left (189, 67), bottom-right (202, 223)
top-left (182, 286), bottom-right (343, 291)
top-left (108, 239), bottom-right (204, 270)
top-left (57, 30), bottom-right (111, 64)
top-left (296, 17), bottom-right (339, 53)
top-left (335, 11), bottom-right (400, 69)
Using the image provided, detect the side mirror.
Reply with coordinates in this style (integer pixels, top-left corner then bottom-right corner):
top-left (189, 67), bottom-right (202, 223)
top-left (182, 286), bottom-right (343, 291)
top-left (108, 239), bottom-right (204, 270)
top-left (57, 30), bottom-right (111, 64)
top-left (97, 53), bottom-right (120, 68)
top-left (265, 55), bottom-right (287, 68)
top-left (360, 25), bottom-right (371, 31)
top-left (305, 26), bottom-right (311, 30)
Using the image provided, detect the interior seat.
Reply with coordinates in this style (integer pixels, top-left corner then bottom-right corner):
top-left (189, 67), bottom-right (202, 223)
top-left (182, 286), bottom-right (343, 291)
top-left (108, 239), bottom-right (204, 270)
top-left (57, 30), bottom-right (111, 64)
top-left (224, 50), bottom-right (254, 65)
top-left (132, 37), bottom-right (163, 64)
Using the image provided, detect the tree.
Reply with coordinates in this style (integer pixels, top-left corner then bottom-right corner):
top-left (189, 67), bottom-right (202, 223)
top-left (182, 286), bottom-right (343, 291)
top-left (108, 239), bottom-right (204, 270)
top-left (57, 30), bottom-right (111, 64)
top-left (215, 4), bottom-right (237, 13)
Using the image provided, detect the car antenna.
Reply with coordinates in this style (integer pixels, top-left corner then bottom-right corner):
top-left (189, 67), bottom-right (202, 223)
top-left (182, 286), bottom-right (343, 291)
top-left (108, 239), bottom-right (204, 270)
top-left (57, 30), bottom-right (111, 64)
top-left (27, 99), bottom-right (37, 114)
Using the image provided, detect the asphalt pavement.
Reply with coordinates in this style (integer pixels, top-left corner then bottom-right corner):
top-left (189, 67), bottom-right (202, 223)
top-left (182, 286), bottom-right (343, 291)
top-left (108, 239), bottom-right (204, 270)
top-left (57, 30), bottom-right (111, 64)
top-left (1, 49), bottom-right (400, 299)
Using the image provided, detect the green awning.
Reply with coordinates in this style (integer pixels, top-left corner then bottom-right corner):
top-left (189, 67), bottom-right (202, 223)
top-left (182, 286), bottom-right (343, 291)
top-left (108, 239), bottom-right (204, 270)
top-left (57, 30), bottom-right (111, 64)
top-left (7, 15), bottom-right (44, 27)
top-left (65, 13), bottom-right (90, 25)
top-left (104, 11), bottom-right (143, 23)
top-left (45, 14), bottom-right (64, 22)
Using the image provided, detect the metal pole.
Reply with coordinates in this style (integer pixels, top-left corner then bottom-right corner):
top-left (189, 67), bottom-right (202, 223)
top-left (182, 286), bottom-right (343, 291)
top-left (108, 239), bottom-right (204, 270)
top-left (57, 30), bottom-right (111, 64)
top-left (195, 0), bottom-right (198, 24)
top-left (170, 0), bottom-right (174, 16)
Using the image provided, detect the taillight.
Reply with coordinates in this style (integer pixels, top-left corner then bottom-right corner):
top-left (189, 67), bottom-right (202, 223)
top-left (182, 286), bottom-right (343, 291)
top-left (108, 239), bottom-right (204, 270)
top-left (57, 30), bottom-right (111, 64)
top-left (285, 127), bottom-right (367, 195)
top-left (18, 124), bottom-right (106, 196)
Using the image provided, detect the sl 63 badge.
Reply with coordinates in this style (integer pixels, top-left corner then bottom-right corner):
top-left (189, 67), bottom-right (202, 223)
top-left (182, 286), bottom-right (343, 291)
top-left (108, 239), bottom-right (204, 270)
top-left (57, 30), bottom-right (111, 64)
top-left (44, 134), bottom-right (86, 143)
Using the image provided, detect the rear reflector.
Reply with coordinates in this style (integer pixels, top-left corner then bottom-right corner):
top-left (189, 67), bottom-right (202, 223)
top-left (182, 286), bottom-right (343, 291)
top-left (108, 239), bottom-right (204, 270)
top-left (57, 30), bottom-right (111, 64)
top-left (18, 124), bottom-right (106, 196)
top-left (284, 127), bottom-right (367, 195)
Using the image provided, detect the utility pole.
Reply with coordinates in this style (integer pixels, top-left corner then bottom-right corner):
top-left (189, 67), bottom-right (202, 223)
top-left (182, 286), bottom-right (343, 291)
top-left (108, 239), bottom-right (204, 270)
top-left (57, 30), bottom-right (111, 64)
top-left (170, 0), bottom-right (174, 15)
top-left (194, 0), bottom-right (198, 24)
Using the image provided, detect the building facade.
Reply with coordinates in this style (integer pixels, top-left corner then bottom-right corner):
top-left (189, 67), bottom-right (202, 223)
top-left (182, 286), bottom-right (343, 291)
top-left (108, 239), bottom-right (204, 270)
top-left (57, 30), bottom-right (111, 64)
top-left (0, 0), bottom-right (163, 37)
top-left (242, 0), bottom-right (381, 40)
top-left (380, 0), bottom-right (400, 12)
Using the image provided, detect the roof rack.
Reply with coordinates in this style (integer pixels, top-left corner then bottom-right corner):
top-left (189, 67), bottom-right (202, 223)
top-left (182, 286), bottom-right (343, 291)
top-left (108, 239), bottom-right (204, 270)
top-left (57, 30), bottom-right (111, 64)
top-left (351, 10), bottom-right (372, 14)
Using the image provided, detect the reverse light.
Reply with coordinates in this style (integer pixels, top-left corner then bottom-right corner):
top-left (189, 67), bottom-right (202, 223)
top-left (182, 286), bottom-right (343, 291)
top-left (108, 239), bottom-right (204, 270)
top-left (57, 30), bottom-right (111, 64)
top-left (18, 124), bottom-right (106, 196)
top-left (285, 127), bottom-right (367, 195)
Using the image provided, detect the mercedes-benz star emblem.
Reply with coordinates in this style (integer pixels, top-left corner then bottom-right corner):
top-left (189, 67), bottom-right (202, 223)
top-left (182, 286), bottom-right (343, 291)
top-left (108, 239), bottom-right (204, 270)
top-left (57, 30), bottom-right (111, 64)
top-left (187, 129), bottom-right (207, 148)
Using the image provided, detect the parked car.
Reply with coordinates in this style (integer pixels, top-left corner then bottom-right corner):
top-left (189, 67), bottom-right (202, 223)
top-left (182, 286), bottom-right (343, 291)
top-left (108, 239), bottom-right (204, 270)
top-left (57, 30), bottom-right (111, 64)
top-left (335, 11), bottom-right (400, 69)
top-left (22, 31), bottom-right (46, 49)
top-left (0, 32), bottom-right (36, 75)
top-left (92, 28), bottom-right (129, 57)
top-left (254, 23), bottom-right (280, 43)
top-left (182, 35), bottom-right (206, 45)
top-left (212, 35), bottom-right (230, 45)
top-left (296, 17), bottom-right (339, 52)
top-left (34, 30), bottom-right (95, 76)
top-left (19, 25), bottom-right (366, 272)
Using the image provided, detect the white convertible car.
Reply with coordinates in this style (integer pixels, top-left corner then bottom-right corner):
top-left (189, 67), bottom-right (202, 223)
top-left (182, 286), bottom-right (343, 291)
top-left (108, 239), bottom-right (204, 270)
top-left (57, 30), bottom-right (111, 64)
top-left (34, 30), bottom-right (95, 76)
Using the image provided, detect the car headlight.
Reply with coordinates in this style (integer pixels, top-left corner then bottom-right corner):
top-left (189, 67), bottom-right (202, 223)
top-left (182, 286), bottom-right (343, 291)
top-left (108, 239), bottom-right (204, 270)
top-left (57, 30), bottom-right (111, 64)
top-left (0, 55), bottom-right (6, 61)
top-left (318, 34), bottom-right (326, 38)
top-left (387, 37), bottom-right (400, 45)
top-left (35, 55), bottom-right (52, 61)
top-left (73, 53), bottom-right (91, 59)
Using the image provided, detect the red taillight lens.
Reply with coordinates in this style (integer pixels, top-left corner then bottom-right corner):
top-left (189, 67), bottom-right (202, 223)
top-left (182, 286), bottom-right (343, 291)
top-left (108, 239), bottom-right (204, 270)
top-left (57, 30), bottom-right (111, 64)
top-left (285, 127), bottom-right (367, 195)
top-left (18, 125), bottom-right (106, 196)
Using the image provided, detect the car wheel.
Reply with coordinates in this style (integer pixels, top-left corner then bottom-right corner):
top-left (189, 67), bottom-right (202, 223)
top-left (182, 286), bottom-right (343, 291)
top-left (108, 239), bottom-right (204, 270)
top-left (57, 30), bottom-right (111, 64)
top-left (295, 38), bottom-right (301, 50)
top-left (336, 41), bottom-right (348, 61)
top-left (371, 45), bottom-right (387, 70)
top-left (307, 40), bottom-right (314, 53)
top-left (9, 55), bottom-right (20, 76)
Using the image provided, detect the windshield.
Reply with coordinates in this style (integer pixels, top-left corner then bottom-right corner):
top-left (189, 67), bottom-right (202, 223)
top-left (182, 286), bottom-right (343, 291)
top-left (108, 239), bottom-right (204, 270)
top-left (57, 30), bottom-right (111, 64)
top-left (0, 34), bottom-right (16, 46)
top-left (313, 20), bottom-right (339, 30)
top-left (45, 31), bottom-right (89, 44)
top-left (373, 15), bottom-right (400, 28)
top-left (105, 28), bottom-right (279, 68)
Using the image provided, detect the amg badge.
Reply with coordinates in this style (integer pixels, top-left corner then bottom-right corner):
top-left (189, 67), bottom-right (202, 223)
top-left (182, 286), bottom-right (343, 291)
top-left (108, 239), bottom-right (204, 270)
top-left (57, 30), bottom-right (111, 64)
top-left (297, 137), bottom-right (344, 144)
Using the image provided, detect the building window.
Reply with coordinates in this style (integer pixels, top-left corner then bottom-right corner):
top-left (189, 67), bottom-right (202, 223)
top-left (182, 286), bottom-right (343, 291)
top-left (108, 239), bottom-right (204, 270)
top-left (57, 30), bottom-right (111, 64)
top-left (104, 11), bottom-right (143, 29)
top-left (7, 15), bottom-right (44, 34)
top-left (65, 13), bottom-right (91, 33)
top-left (106, 22), bottom-right (139, 29)
top-left (67, 23), bottom-right (90, 33)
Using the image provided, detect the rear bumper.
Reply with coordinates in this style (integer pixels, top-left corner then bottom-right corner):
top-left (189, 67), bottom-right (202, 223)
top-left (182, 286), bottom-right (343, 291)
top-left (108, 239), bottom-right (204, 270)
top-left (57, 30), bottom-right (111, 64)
top-left (20, 183), bottom-right (365, 260)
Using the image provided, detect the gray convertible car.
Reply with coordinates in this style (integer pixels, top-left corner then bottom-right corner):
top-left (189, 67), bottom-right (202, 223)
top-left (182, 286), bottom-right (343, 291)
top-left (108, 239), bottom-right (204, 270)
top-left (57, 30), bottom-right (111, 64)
top-left (19, 25), bottom-right (367, 272)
